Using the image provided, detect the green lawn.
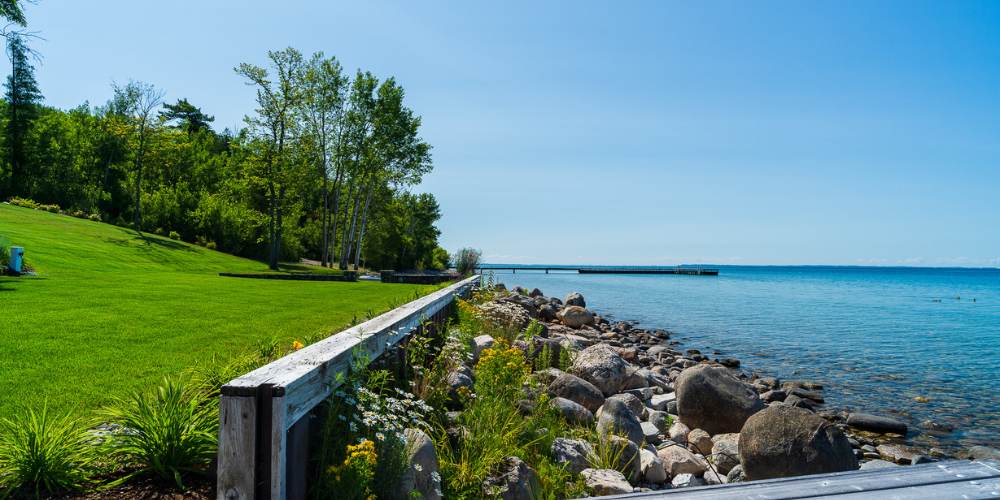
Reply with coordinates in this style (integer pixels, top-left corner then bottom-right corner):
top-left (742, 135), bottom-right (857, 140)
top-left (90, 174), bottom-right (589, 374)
top-left (0, 204), bottom-right (436, 417)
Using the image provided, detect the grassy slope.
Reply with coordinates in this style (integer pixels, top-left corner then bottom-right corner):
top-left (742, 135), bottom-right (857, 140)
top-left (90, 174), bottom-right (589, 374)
top-left (0, 204), bottom-right (434, 416)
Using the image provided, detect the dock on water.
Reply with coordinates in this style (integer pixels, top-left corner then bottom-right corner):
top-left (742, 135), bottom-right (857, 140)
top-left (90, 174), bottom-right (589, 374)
top-left (477, 266), bottom-right (720, 276)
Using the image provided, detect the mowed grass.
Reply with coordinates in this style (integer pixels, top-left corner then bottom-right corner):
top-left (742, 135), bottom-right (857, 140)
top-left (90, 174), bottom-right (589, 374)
top-left (0, 204), bottom-right (437, 417)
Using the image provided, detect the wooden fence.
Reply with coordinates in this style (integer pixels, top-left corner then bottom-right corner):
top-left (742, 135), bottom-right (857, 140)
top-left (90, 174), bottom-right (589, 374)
top-left (216, 275), bottom-right (480, 500)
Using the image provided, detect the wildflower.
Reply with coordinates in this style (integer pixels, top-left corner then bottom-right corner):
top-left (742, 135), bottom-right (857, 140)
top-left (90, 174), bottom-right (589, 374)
top-left (291, 340), bottom-right (305, 350)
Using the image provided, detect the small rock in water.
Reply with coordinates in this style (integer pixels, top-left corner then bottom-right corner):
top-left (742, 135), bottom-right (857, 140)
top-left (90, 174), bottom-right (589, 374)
top-left (847, 413), bottom-right (908, 435)
top-left (859, 459), bottom-right (899, 470)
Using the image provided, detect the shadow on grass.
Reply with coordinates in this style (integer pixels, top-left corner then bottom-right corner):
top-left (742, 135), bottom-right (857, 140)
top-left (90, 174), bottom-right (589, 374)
top-left (101, 231), bottom-right (197, 253)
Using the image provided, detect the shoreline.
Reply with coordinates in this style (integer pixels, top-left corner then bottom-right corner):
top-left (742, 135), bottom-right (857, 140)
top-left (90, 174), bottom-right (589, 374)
top-left (496, 282), bottom-right (1000, 469)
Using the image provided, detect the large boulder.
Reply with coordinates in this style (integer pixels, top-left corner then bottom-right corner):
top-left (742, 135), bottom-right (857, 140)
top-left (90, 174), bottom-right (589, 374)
top-left (559, 306), bottom-right (595, 329)
top-left (401, 428), bottom-right (442, 500)
top-left (565, 292), bottom-right (587, 308)
top-left (596, 398), bottom-right (645, 446)
top-left (675, 365), bottom-right (764, 434)
top-left (549, 397), bottom-right (594, 426)
top-left (481, 456), bottom-right (540, 500)
top-left (580, 469), bottom-right (631, 496)
top-left (548, 373), bottom-right (605, 412)
top-left (739, 405), bottom-right (858, 480)
top-left (571, 344), bottom-right (631, 396)
top-left (551, 438), bottom-right (595, 475)
top-left (657, 445), bottom-right (708, 477)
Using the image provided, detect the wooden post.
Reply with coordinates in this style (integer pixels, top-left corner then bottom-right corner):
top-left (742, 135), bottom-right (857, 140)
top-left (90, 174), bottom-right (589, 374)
top-left (218, 395), bottom-right (257, 500)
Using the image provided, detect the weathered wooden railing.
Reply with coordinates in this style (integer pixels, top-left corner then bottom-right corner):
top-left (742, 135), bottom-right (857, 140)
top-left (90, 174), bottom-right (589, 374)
top-left (216, 275), bottom-right (480, 500)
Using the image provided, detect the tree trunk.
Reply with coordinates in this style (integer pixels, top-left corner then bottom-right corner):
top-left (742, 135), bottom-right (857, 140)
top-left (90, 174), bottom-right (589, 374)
top-left (267, 179), bottom-right (278, 270)
top-left (328, 163), bottom-right (344, 268)
top-left (133, 123), bottom-right (146, 231)
top-left (353, 182), bottom-right (375, 270)
top-left (342, 179), bottom-right (364, 270)
top-left (337, 179), bottom-right (356, 269)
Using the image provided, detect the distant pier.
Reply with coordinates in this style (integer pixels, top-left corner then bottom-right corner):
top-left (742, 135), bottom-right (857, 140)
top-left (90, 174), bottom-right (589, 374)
top-left (477, 266), bottom-right (719, 276)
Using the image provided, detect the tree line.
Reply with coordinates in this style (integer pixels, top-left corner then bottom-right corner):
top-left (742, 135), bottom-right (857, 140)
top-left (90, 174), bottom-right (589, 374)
top-left (0, 3), bottom-right (448, 271)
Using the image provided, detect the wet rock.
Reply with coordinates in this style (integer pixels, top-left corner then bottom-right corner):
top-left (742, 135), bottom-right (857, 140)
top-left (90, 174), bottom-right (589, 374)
top-left (401, 428), bottom-right (442, 500)
top-left (571, 344), bottom-right (631, 396)
top-left (657, 445), bottom-right (708, 477)
top-left (559, 305), bottom-right (596, 329)
top-left (597, 398), bottom-right (645, 446)
top-left (549, 397), bottom-right (594, 426)
top-left (481, 457), bottom-right (539, 500)
top-left (676, 365), bottom-right (765, 434)
top-left (761, 389), bottom-right (787, 403)
top-left (877, 444), bottom-right (920, 464)
top-left (783, 394), bottom-right (818, 411)
top-left (551, 437), bottom-right (595, 475)
top-left (739, 405), bottom-right (858, 480)
top-left (847, 413), bottom-right (908, 435)
top-left (710, 433), bottom-right (740, 474)
top-left (718, 358), bottom-right (740, 368)
top-left (687, 428), bottom-right (713, 455)
top-left (640, 448), bottom-right (668, 483)
top-left (580, 468), bottom-right (632, 496)
top-left (547, 373), bottom-right (605, 412)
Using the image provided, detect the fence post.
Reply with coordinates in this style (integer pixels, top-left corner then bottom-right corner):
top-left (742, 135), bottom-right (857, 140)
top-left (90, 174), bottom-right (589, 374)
top-left (218, 395), bottom-right (257, 500)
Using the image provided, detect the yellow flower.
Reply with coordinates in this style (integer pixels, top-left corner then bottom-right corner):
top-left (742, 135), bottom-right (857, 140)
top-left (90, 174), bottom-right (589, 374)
top-left (291, 340), bottom-right (305, 350)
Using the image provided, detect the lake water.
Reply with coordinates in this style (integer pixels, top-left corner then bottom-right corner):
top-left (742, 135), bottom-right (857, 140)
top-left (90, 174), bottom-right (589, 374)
top-left (489, 265), bottom-right (1000, 451)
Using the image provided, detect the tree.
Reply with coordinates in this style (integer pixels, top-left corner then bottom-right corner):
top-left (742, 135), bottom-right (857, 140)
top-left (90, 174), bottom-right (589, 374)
top-left (298, 52), bottom-right (346, 267)
top-left (0, 0), bottom-right (26, 26)
top-left (3, 31), bottom-right (41, 196)
top-left (112, 80), bottom-right (164, 230)
top-left (337, 70), bottom-right (377, 269)
top-left (236, 47), bottom-right (304, 270)
top-left (159, 98), bottom-right (214, 134)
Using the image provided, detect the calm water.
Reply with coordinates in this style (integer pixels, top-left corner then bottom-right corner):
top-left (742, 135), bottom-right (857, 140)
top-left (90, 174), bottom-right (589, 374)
top-left (490, 266), bottom-right (1000, 450)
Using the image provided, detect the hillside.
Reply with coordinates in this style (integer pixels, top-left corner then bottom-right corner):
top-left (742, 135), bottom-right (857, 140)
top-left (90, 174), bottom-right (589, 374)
top-left (0, 204), bottom-right (434, 415)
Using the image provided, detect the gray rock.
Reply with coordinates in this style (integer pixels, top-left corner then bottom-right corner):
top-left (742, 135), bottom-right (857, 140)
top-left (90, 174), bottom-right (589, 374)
top-left (529, 287), bottom-right (543, 298)
top-left (551, 437), bottom-right (595, 475)
top-left (761, 389), bottom-right (787, 403)
top-left (639, 448), bottom-right (668, 483)
top-left (549, 397), bottom-right (594, 426)
top-left (571, 344), bottom-right (631, 396)
top-left (640, 421), bottom-right (662, 444)
top-left (704, 465), bottom-right (729, 485)
top-left (847, 413), bottom-right (908, 435)
top-left (860, 459), bottom-right (899, 470)
top-left (649, 392), bottom-right (676, 411)
top-left (608, 393), bottom-right (644, 418)
top-left (676, 365), bottom-right (764, 435)
top-left (876, 444), bottom-right (920, 464)
top-left (726, 464), bottom-right (744, 483)
top-left (647, 411), bottom-right (671, 432)
top-left (471, 335), bottom-right (495, 362)
top-left (657, 445), bottom-right (708, 477)
top-left (580, 468), bottom-right (631, 496)
top-left (671, 473), bottom-right (706, 488)
top-left (565, 292), bottom-right (587, 308)
top-left (548, 373), bottom-right (605, 412)
top-left (739, 405), bottom-right (858, 480)
top-left (401, 428), bottom-right (442, 500)
top-left (538, 303), bottom-right (558, 322)
top-left (597, 398), bottom-right (645, 446)
top-left (968, 446), bottom-right (1000, 461)
top-left (710, 433), bottom-right (740, 474)
top-left (481, 456), bottom-right (540, 500)
top-left (559, 305), bottom-right (596, 329)
top-left (605, 435), bottom-right (642, 482)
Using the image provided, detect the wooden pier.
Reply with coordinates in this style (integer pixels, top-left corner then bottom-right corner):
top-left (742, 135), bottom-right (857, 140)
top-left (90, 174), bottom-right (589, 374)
top-left (477, 266), bottom-right (719, 276)
top-left (594, 460), bottom-right (1000, 499)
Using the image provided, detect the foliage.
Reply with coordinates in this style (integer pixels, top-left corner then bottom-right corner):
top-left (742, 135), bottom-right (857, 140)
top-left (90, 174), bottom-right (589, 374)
top-left (0, 405), bottom-right (96, 497)
top-left (453, 247), bottom-right (481, 275)
top-left (319, 440), bottom-right (377, 500)
top-left (100, 378), bottom-right (218, 489)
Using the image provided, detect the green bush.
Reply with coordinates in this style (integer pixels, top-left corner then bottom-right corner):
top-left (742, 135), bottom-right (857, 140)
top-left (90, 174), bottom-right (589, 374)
top-left (0, 405), bottom-right (96, 496)
top-left (205, 241), bottom-right (217, 250)
top-left (168, 231), bottom-right (181, 241)
top-left (88, 213), bottom-right (101, 222)
top-left (452, 247), bottom-right (481, 276)
top-left (101, 378), bottom-right (218, 489)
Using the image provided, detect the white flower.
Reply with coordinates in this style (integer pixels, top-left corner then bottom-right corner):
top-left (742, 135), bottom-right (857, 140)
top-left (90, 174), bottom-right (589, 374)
top-left (413, 463), bottom-right (423, 472)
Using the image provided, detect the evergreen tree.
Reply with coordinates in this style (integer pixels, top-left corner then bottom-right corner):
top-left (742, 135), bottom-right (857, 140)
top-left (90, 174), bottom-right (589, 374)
top-left (159, 98), bottom-right (214, 134)
top-left (3, 31), bottom-right (42, 196)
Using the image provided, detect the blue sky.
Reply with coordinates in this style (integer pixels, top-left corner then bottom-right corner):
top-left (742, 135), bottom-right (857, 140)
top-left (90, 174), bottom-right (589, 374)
top-left (14, 1), bottom-right (1000, 266)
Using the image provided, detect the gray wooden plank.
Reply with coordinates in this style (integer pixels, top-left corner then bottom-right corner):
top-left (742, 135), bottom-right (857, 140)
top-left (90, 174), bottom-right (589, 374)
top-left (595, 460), bottom-right (1000, 499)
top-left (216, 396), bottom-right (256, 500)
top-left (829, 476), bottom-right (1000, 500)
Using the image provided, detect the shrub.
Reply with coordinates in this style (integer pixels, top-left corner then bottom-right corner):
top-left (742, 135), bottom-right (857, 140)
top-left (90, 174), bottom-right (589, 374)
top-left (154, 227), bottom-right (166, 236)
top-left (452, 247), bottom-right (481, 276)
top-left (205, 241), bottom-right (217, 250)
top-left (168, 231), bottom-right (181, 241)
top-left (88, 213), bottom-right (101, 222)
top-left (0, 405), bottom-right (96, 496)
top-left (320, 440), bottom-right (377, 500)
top-left (101, 378), bottom-right (218, 489)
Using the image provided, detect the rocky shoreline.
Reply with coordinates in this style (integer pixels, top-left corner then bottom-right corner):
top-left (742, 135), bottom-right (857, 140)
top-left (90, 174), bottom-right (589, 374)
top-left (484, 284), bottom-right (1000, 493)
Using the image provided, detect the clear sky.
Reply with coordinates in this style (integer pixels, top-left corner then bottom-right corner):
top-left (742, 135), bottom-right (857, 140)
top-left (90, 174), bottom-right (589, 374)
top-left (12, 0), bottom-right (1000, 266)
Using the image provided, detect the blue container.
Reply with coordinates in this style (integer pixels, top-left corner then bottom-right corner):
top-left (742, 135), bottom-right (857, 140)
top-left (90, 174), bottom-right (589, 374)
top-left (9, 246), bottom-right (23, 273)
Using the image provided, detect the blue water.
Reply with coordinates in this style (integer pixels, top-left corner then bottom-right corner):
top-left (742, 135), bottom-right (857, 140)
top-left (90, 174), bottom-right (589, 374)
top-left (489, 266), bottom-right (1000, 450)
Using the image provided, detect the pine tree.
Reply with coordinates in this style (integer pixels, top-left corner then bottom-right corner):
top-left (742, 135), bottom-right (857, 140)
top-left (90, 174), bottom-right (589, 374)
top-left (3, 32), bottom-right (42, 196)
